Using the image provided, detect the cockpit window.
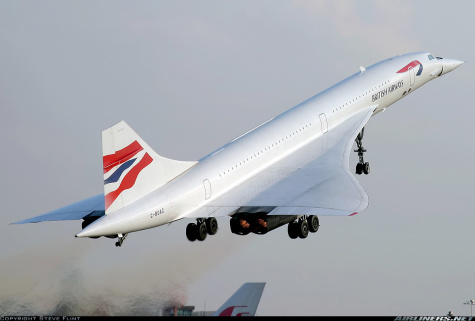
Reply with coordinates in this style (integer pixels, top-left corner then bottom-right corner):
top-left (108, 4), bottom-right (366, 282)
top-left (428, 54), bottom-right (436, 60)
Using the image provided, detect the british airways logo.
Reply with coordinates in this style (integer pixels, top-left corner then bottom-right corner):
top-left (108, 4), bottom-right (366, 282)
top-left (103, 140), bottom-right (153, 210)
top-left (397, 60), bottom-right (423, 76)
top-left (372, 80), bottom-right (404, 102)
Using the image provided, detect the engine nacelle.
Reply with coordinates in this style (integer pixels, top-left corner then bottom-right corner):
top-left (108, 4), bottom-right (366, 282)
top-left (230, 213), bottom-right (298, 235)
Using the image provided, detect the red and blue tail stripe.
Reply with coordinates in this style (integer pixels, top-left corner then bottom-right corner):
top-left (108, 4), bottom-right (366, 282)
top-left (103, 140), bottom-right (143, 174)
top-left (103, 141), bottom-right (153, 210)
top-left (104, 158), bottom-right (137, 185)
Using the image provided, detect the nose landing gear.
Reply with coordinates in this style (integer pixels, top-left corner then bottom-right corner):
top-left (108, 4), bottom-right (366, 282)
top-left (355, 127), bottom-right (370, 175)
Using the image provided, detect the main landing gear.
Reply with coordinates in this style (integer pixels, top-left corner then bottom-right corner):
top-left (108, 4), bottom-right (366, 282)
top-left (287, 215), bottom-right (319, 239)
top-left (355, 127), bottom-right (370, 175)
top-left (186, 217), bottom-right (218, 242)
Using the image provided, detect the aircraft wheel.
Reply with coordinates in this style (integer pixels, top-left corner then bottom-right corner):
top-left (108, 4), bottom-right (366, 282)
top-left (197, 222), bottom-right (207, 241)
top-left (363, 162), bottom-right (370, 175)
top-left (308, 215), bottom-right (320, 233)
top-left (186, 223), bottom-right (197, 242)
top-left (298, 220), bottom-right (309, 239)
top-left (356, 163), bottom-right (363, 175)
top-left (206, 217), bottom-right (218, 235)
top-left (288, 222), bottom-right (298, 239)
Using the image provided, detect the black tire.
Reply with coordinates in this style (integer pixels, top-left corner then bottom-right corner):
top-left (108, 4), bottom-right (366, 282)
top-left (288, 222), bottom-right (298, 239)
top-left (363, 162), bottom-right (370, 175)
top-left (197, 222), bottom-right (207, 241)
top-left (186, 223), bottom-right (197, 242)
top-left (356, 163), bottom-right (363, 175)
top-left (307, 215), bottom-right (320, 233)
top-left (206, 217), bottom-right (218, 235)
top-left (298, 220), bottom-right (309, 239)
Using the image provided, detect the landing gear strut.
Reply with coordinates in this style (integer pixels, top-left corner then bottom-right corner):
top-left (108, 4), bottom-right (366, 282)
top-left (115, 233), bottom-right (128, 247)
top-left (186, 217), bottom-right (218, 242)
top-left (355, 127), bottom-right (370, 175)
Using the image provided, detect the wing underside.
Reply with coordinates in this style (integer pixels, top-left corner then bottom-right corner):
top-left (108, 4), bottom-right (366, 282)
top-left (12, 194), bottom-right (105, 224)
top-left (192, 106), bottom-right (376, 218)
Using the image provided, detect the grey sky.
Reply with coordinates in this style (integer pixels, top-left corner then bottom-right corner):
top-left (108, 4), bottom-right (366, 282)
top-left (0, 0), bottom-right (473, 316)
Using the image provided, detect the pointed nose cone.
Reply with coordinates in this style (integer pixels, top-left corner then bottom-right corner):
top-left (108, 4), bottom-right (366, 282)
top-left (442, 58), bottom-right (464, 75)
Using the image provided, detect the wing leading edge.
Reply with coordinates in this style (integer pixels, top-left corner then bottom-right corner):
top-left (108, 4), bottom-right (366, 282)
top-left (195, 106), bottom-right (376, 218)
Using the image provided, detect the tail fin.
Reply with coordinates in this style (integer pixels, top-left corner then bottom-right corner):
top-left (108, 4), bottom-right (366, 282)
top-left (102, 121), bottom-right (197, 214)
top-left (212, 282), bottom-right (266, 316)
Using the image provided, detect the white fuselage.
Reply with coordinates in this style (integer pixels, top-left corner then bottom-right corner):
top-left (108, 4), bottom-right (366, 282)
top-left (77, 52), bottom-right (463, 238)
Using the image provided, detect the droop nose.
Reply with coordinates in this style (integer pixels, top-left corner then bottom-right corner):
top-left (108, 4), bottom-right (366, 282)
top-left (441, 58), bottom-right (464, 75)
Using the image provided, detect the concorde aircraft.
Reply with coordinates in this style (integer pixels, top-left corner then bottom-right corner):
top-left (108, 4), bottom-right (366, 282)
top-left (13, 52), bottom-right (463, 247)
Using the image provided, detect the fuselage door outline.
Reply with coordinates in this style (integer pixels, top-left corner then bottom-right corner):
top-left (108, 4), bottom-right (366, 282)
top-left (319, 113), bottom-right (328, 134)
top-left (409, 66), bottom-right (416, 86)
top-left (203, 179), bottom-right (212, 200)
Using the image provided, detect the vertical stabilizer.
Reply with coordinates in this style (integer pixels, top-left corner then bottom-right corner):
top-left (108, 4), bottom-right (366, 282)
top-left (212, 282), bottom-right (266, 316)
top-left (102, 121), bottom-right (197, 214)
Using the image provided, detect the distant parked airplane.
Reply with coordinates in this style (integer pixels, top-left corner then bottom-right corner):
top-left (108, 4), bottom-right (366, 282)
top-left (212, 282), bottom-right (266, 316)
top-left (13, 52), bottom-right (463, 247)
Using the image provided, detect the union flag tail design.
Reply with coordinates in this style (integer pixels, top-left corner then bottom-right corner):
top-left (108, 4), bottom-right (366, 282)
top-left (102, 121), bottom-right (197, 214)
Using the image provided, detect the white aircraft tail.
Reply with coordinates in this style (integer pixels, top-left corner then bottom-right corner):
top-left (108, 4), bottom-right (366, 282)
top-left (212, 282), bottom-right (266, 316)
top-left (102, 121), bottom-right (197, 214)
